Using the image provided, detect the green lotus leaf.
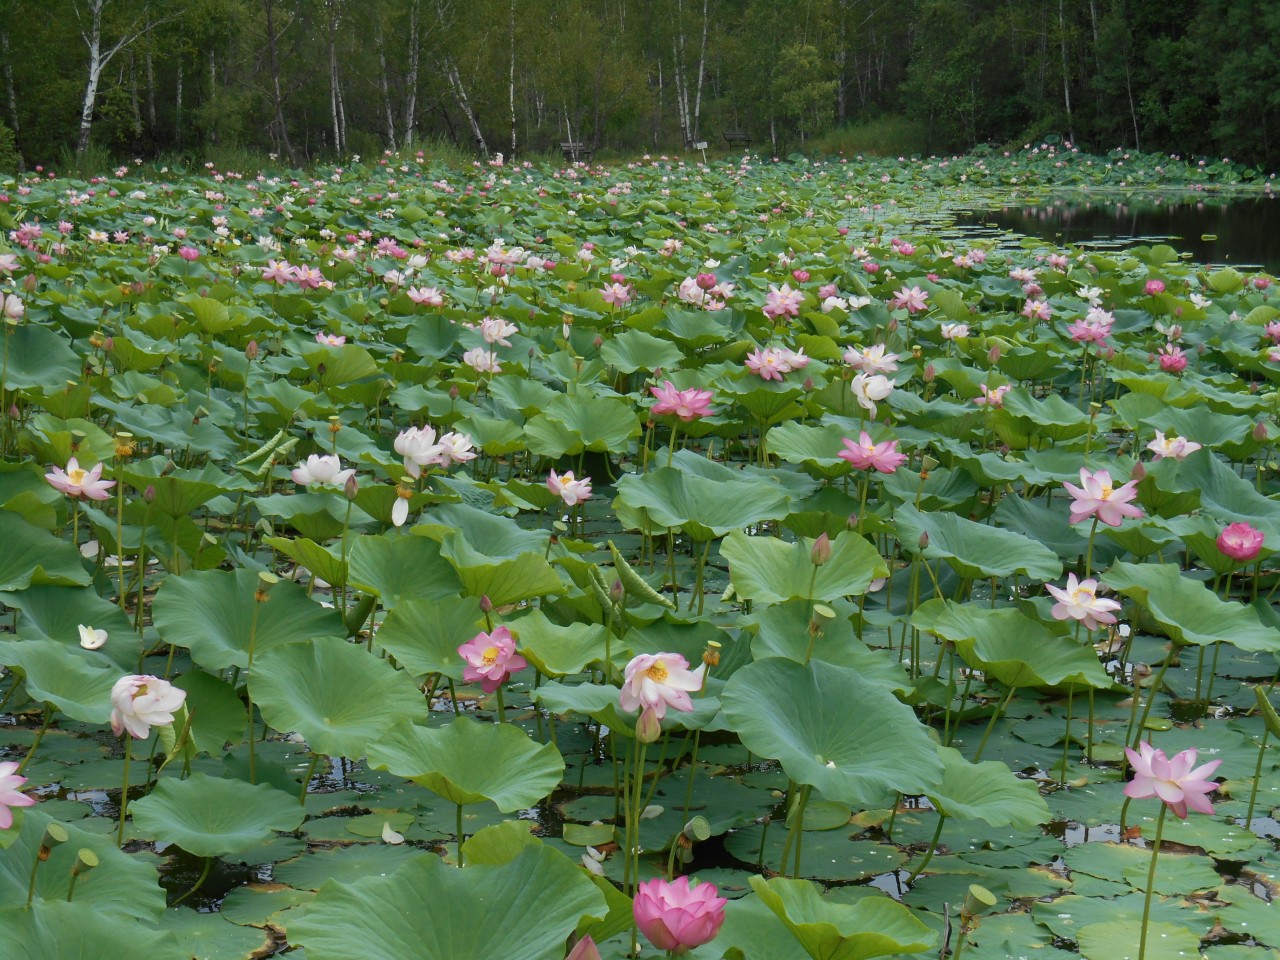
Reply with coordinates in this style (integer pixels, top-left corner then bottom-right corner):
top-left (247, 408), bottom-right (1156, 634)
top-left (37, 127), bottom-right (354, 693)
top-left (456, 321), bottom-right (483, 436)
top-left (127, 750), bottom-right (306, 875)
top-left (0, 510), bottom-right (91, 590)
top-left (996, 389), bottom-right (1095, 442)
top-left (525, 393), bottom-right (641, 456)
top-left (0, 583), bottom-right (142, 671)
top-left (153, 568), bottom-right (345, 670)
top-left (264, 535), bottom-right (347, 587)
top-left (289, 845), bottom-right (606, 960)
top-left (157, 908), bottom-right (272, 960)
top-left (1077, 920), bottom-right (1199, 960)
top-left (508, 609), bottom-right (607, 676)
top-left (767, 421), bottom-right (854, 479)
top-left (912, 600), bottom-right (1114, 689)
top-left (721, 659), bottom-right (942, 806)
top-left (749, 876), bottom-right (936, 960)
top-left (172, 670), bottom-right (249, 756)
top-left (894, 504), bottom-right (1063, 581)
top-left (615, 466), bottom-right (792, 539)
top-left (366, 717), bottom-right (563, 810)
top-left (250, 638), bottom-right (424, 759)
top-left (600, 328), bottom-right (683, 372)
top-left (0, 639), bottom-right (116, 722)
top-left (1, 325), bottom-right (81, 390)
top-left (533, 679), bottom-right (724, 737)
top-left (372, 595), bottom-right (482, 680)
top-left (273, 844), bottom-right (426, 890)
top-left (720, 529), bottom-right (888, 603)
top-left (928, 746), bottom-right (1049, 830)
top-left (129, 773), bottom-right (304, 857)
top-left (0, 902), bottom-right (176, 960)
top-left (1105, 560), bottom-right (1280, 651)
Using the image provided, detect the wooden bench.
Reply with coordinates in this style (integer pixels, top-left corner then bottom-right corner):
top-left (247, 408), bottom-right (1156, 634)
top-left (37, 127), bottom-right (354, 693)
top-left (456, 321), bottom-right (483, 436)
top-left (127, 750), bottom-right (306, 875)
top-left (560, 142), bottom-right (594, 163)
top-left (723, 131), bottom-right (751, 149)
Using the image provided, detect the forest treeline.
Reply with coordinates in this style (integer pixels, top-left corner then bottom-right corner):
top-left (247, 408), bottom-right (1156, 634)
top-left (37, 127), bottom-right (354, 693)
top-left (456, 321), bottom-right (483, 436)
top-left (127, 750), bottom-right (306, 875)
top-left (2, 0), bottom-right (1276, 169)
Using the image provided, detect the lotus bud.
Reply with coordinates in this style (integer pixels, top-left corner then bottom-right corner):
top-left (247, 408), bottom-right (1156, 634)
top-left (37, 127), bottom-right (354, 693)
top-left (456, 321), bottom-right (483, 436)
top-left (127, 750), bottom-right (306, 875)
top-left (343, 473), bottom-right (359, 500)
top-left (593, 335), bottom-right (603, 349)
top-left (923, 363), bottom-right (936, 383)
top-left (988, 344), bottom-right (1001, 364)
top-left (810, 533), bottom-right (832, 566)
top-left (887, 318), bottom-right (899, 333)
top-left (1130, 461), bottom-right (1146, 482)
top-left (245, 339), bottom-right (260, 361)
top-left (1255, 421), bottom-right (1269, 442)
top-left (142, 484), bottom-right (156, 503)
top-left (566, 936), bottom-right (603, 960)
top-left (636, 708), bottom-right (661, 743)
top-left (479, 594), bottom-right (493, 614)
top-left (918, 532), bottom-right (930, 551)
top-left (609, 578), bottom-right (624, 604)
top-left (255, 570), bottom-right (279, 603)
top-left (696, 272), bottom-right (717, 290)
top-left (7, 404), bottom-right (17, 420)
top-left (38, 822), bottom-right (69, 862)
top-left (846, 513), bottom-right (858, 529)
top-left (22, 273), bottom-right (36, 292)
top-left (316, 363), bottom-right (327, 378)
top-left (103, 337), bottom-right (114, 351)
top-left (449, 385), bottom-right (460, 400)
top-left (803, 376), bottom-right (814, 391)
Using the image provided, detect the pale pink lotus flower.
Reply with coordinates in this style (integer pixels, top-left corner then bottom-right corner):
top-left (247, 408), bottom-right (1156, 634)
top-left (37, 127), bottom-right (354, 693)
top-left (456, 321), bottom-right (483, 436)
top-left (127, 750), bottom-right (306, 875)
top-left (1146, 431), bottom-right (1201, 461)
top-left (1022, 299), bottom-right (1052, 322)
top-left (1123, 743), bottom-right (1221, 819)
top-left (619, 652), bottom-right (705, 740)
top-left (821, 296), bottom-right (850, 313)
top-left (548, 469), bottom-right (592, 506)
top-left (1062, 467), bottom-right (1144, 527)
top-left (433, 431), bottom-right (478, 468)
top-left (762, 283), bottom-right (803, 320)
top-left (1265, 320), bottom-right (1280, 344)
top-left (262, 259), bottom-right (296, 284)
top-left (650, 381), bottom-right (714, 421)
top-left (844, 343), bottom-right (900, 374)
top-left (293, 265), bottom-right (324, 289)
top-left (889, 285), bottom-right (929, 314)
top-left (745, 347), bottom-right (788, 381)
top-left (407, 286), bottom-right (445, 306)
top-left (1067, 317), bottom-right (1109, 343)
top-left (291, 454), bottom-right (355, 488)
top-left (633, 876), bottom-right (727, 954)
top-left (1158, 344), bottom-right (1188, 372)
top-left (565, 935), bottom-right (602, 960)
top-left (479, 317), bottom-right (518, 347)
top-left (395, 425), bottom-right (440, 478)
top-left (600, 282), bottom-right (633, 306)
top-left (0, 760), bottom-right (36, 829)
top-left (315, 332), bottom-right (346, 347)
top-left (839, 431), bottom-right (907, 473)
top-left (851, 372), bottom-right (894, 416)
top-left (1218, 522), bottom-right (1264, 562)
top-left (973, 383), bottom-right (1011, 407)
top-left (1045, 573), bottom-right (1121, 630)
top-left (457, 625), bottom-right (527, 693)
top-left (940, 322), bottom-right (970, 340)
top-left (78, 624), bottom-right (108, 650)
top-left (462, 347), bottom-right (501, 374)
top-left (1, 293), bottom-right (24, 321)
top-left (110, 674), bottom-right (187, 739)
top-left (46, 457), bottom-right (115, 500)
top-left (178, 246), bottom-right (200, 261)
top-left (778, 347), bottom-right (809, 372)
top-left (0, 253), bottom-right (19, 273)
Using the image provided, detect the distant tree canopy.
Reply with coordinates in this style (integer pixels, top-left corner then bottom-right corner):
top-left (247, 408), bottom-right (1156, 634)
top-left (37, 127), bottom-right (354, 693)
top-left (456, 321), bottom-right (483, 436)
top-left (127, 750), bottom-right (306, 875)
top-left (1, 0), bottom-right (1276, 168)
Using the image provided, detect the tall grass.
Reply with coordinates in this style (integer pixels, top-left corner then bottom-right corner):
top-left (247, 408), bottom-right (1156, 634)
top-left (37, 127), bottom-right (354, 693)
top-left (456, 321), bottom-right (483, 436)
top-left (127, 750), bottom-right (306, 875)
top-left (809, 116), bottom-right (931, 158)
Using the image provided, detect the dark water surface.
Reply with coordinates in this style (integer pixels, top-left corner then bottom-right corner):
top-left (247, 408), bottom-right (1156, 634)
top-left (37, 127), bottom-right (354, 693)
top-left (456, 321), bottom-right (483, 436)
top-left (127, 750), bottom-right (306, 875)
top-left (950, 194), bottom-right (1280, 273)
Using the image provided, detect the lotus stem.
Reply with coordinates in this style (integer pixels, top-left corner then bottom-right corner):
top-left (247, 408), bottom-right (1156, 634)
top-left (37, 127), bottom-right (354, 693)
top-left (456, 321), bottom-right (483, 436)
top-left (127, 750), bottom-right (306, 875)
top-left (791, 784), bottom-right (812, 878)
top-left (171, 856), bottom-right (212, 907)
top-left (972, 686), bottom-right (1017, 762)
top-left (17, 704), bottom-right (53, 776)
top-left (1060, 685), bottom-right (1074, 788)
top-left (117, 737), bottom-right (131, 848)
top-left (456, 803), bottom-right (465, 867)
top-left (1130, 653), bottom-right (1176, 757)
top-left (495, 684), bottom-right (506, 724)
top-left (299, 752), bottom-right (321, 805)
top-left (1137, 804), bottom-right (1168, 960)
top-left (115, 470), bottom-right (126, 606)
top-left (906, 812), bottom-right (947, 885)
top-left (681, 730), bottom-right (701, 824)
top-left (1083, 517), bottom-right (1099, 579)
top-left (1246, 727), bottom-right (1270, 827)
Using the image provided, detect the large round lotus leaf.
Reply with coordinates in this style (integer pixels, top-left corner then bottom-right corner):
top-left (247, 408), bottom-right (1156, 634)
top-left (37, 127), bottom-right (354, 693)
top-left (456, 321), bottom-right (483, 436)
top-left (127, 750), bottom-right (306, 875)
top-left (928, 746), bottom-right (1049, 830)
top-left (153, 568), bottom-right (345, 670)
top-left (249, 638), bottom-right (424, 759)
top-left (0, 638), bottom-right (116, 723)
top-left (158, 907), bottom-right (272, 960)
top-left (412, 503), bottom-right (550, 565)
top-left (912, 600), bottom-right (1114, 690)
top-left (128, 773), bottom-right (304, 857)
top-left (0, 511), bottom-right (91, 591)
top-left (508, 609), bottom-right (606, 677)
top-left (273, 843), bottom-right (427, 890)
top-left (533, 679), bottom-right (724, 737)
top-left (721, 659), bottom-right (943, 805)
top-left (749, 876), bottom-right (936, 960)
top-left (767, 421), bottom-right (855, 479)
top-left (372, 595), bottom-right (481, 679)
top-left (172, 671), bottom-right (248, 757)
top-left (1062, 842), bottom-right (1221, 896)
top-left (615, 466), bottom-right (793, 539)
top-left (0, 901), bottom-right (176, 960)
top-left (894, 504), bottom-right (1063, 581)
top-left (0, 583), bottom-right (142, 671)
top-left (1, 324), bottom-right (81, 390)
top-left (262, 536), bottom-right (347, 588)
top-left (524, 393), bottom-right (642, 456)
top-left (0, 809), bottom-right (166, 919)
top-left (599, 327), bottom-right (683, 373)
top-left (1031, 892), bottom-right (1216, 941)
top-left (720, 530), bottom-right (889, 603)
top-left (1077, 920), bottom-right (1200, 960)
top-left (288, 844), bottom-right (606, 960)
top-left (346, 533), bottom-right (462, 608)
top-left (365, 717), bottom-right (563, 811)
top-left (725, 829), bottom-right (905, 882)
top-left (710, 892), bottom-right (814, 959)
top-left (1105, 560), bottom-right (1280, 651)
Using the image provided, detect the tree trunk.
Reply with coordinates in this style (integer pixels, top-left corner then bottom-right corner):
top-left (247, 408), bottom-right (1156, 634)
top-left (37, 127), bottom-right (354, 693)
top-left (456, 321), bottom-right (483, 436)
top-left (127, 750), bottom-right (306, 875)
top-left (174, 57), bottom-right (182, 146)
top-left (1058, 0), bottom-right (1074, 143)
top-left (129, 52), bottom-right (143, 142)
top-left (75, 0), bottom-right (105, 155)
top-left (264, 0), bottom-right (298, 164)
top-left (377, 24), bottom-right (397, 149)
top-left (1, 28), bottom-right (18, 139)
top-left (1124, 62), bottom-right (1140, 151)
top-left (445, 59), bottom-right (486, 156)
top-left (508, 0), bottom-right (516, 158)
top-left (690, 0), bottom-right (708, 141)
top-left (403, 0), bottom-right (420, 146)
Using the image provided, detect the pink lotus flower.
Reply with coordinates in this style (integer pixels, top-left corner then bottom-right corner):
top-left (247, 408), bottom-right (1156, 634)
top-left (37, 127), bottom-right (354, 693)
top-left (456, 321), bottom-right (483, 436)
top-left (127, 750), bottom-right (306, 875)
top-left (1021, 299), bottom-right (1051, 322)
top-left (1218, 522), bottom-right (1264, 562)
top-left (745, 347), bottom-right (788, 381)
top-left (1145, 279), bottom-right (1166, 296)
top-left (844, 343), bottom-right (899, 374)
top-left (1045, 573), bottom-right (1121, 630)
top-left (0, 293), bottom-right (22, 321)
top-left (316, 332), bottom-right (346, 346)
top-left (600, 282), bottom-right (633, 306)
top-left (548, 469), bottom-right (592, 506)
top-left (633, 876), bottom-right (727, 954)
top-left (0, 760), bottom-right (36, 829)
top-left (1062, 467), bottom-right (1144, 527)
top-left (178, 245), bottom-right (200, 261)
top-left (479, 316), bottom-right (518, 347)
top-left (650, 381), bottom-right (714, 421)
top-left (1264, 321), bottom-right (1280, 344)
top-left (889, 285), bottom-right (929, 314)
top-left (839, 431), bottom-right (907, 473)
top-left (1146, 430), bottom-right (1201, 461)
top-left (973, 383), bottom-right (1011, 407)
top-left (110, 674), bottom-right (187, 739)
top-left (462, 347), bottom-right (501, 374)
top-left (457, 625), bottom-right (528, 693)
top-left (407, 286), bottom-right (445, 306)
top-left (940, 322), bottom-right (969, 340)
top-left (46, 457), bottom-right (115, 500)
top-left (294, 265), bottom-right (324, 289)
top-left (620, 653), bottom-right (705, 739)
top-left (1123, 743), bottom-right (1221, 819)
top-left (263, 260), bottom-right (297, 284)
top-left (1157, 344), bottom-right (1187, 372)
top-left (762, 283), bottom-right (803, 320)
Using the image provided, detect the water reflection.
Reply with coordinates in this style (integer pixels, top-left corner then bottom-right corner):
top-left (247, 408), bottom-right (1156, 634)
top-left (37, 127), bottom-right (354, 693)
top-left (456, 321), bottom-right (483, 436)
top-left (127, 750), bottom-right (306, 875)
top-left (952, 195), bottom-right (1280, 273)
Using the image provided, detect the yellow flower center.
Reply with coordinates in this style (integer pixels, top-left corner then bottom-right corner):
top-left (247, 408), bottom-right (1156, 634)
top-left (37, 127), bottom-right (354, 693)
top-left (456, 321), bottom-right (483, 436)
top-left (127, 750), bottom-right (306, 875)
top-left (67, 468), bottom-right (87, 485)
top-left (131, 684), bottom-right (148, 701)
top-left (1099, 484), bottom-right (1113, 500)
top-left (481, 646), bottom-right (500, 666)
top-left (645, 661), bottom-right (669, 683)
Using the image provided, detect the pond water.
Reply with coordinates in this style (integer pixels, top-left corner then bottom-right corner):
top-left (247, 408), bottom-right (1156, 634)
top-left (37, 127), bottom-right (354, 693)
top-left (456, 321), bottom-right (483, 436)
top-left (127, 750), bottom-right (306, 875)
top-left (949, 194), bottom-right (1280, 273)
